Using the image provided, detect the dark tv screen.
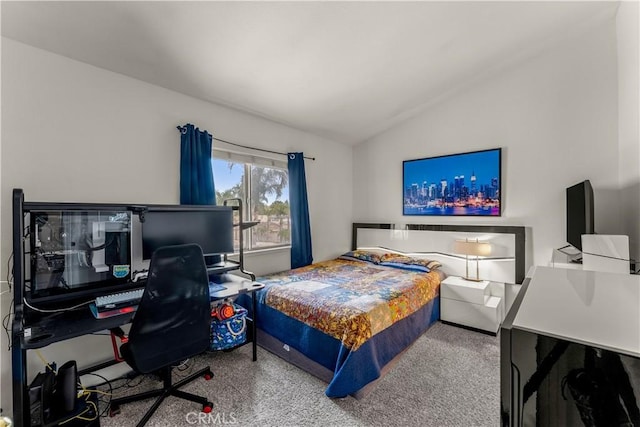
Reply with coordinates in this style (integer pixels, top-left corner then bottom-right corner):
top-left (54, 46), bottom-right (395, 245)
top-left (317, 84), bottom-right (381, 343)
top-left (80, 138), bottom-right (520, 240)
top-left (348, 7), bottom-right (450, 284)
top-left (403, 148), bottom-right (502, 216)
top-left (142, 207), bottom-right (234, 259)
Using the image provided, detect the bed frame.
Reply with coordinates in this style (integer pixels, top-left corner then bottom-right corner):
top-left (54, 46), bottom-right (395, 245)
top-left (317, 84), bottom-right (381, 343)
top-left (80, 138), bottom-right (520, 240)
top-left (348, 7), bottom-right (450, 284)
top-left (257, 222), bottom-right (529, 398)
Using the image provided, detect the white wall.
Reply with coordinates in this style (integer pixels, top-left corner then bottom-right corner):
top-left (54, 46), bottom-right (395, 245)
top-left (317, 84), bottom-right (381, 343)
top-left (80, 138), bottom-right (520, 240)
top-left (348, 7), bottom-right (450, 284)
top-left (353, 18), bottom-right (622, 268)
top-left (1, 38), bottom-right (353, 270)
top-left (0, 20), bottom-right (3, 417)
top-left (616, 1), bottom-right (640, 264)
top-left (0, 38), bottom-right (353, 417)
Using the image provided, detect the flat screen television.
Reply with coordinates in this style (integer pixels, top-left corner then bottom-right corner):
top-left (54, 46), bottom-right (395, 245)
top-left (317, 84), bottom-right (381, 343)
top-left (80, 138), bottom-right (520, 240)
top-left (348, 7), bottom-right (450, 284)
top-left (566, 180), bottom-right (594, 251)
top-left (403, 148), bottom-right (501, 216)
top-left (142, 207), bottom-right (234, 260)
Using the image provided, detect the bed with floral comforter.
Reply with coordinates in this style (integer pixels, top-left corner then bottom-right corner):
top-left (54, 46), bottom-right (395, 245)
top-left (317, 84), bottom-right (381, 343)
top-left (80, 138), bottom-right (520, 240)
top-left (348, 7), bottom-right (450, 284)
top-left (242, 250), bottom-right (443, 397)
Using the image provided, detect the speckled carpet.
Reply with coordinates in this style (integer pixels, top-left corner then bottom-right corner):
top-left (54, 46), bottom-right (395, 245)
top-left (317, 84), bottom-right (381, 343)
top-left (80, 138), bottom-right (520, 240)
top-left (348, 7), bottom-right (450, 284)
top-left (97, 322), bottom-right (500, 427)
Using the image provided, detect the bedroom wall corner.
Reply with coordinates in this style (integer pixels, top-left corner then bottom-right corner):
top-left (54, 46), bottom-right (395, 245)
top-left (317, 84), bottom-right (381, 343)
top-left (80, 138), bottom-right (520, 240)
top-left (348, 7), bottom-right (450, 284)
top-left (616, 1), bottom-right (640, 263)
top-left (352, 18), bottom-right (621, 267)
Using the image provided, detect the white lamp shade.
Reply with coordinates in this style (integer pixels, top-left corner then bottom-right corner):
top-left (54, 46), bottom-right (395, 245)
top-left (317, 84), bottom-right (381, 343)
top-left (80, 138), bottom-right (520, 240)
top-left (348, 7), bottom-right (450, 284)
top-left (454, 240), bottom-right (492, 257)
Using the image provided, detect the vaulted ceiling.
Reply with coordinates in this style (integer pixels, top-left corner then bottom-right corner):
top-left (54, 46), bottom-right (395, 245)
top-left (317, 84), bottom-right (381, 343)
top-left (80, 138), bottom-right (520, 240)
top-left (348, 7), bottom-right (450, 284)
top-left (1, 1), bottom-right (619, 144)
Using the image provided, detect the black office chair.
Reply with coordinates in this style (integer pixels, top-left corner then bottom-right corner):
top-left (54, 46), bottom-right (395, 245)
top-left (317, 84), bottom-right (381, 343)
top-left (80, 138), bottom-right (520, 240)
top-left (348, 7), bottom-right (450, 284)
top-left (109, 244), bottom-right (214, 426)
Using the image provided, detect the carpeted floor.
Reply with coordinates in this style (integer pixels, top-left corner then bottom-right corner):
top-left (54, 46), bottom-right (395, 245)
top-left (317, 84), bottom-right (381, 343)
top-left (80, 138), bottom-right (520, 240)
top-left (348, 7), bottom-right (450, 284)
top-left (98, 322), bottom-right (500, 426)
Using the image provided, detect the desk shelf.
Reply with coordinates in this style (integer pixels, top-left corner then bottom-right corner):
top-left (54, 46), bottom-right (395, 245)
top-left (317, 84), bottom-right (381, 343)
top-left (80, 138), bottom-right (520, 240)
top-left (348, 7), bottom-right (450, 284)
top-left (42, 390), bottom-right (100, 427)
top-left (222, 198), bottom-right (256, 281)
top-left (22, 309), bottom-right (135, 349)
top-left (209, 278), bottom-right (264, 300)
top-left (206, 260), bottom-right (242, 275)
top-left (234, 220), bottom-right (260, 230)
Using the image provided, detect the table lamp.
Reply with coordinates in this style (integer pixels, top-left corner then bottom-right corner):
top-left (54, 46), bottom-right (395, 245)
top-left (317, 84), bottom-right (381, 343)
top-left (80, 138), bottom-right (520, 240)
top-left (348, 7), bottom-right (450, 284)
top-left (454, 239), bottom-right (492, 282)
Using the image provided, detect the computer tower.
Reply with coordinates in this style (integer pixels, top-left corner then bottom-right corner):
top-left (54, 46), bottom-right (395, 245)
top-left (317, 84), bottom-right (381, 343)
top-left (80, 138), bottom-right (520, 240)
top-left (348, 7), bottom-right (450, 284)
top-left (28, 371), bottom-right (55, 426)
top-left (56, 361), bottom-right (78, 414)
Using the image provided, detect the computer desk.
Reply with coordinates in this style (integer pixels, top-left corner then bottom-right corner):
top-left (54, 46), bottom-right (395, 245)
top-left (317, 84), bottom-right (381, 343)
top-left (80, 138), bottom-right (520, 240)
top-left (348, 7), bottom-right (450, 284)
top-left (12, 275), bottom-right (263, 426)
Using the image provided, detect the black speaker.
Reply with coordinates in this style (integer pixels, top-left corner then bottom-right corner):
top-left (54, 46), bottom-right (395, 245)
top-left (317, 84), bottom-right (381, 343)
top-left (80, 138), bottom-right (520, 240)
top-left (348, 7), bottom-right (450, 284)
top-left (56, 360), bottom-right (78, 414)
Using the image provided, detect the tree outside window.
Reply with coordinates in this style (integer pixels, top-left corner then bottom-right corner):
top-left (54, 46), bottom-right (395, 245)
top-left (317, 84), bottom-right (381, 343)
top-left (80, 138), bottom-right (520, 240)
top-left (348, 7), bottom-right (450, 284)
top-left (212, 157), bottom-right (290, 251)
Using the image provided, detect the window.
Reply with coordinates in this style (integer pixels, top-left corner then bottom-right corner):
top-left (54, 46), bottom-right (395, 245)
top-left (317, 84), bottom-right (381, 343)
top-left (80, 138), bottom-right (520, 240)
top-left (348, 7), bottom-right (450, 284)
top-left (212, 150), bottom-right (290, 252)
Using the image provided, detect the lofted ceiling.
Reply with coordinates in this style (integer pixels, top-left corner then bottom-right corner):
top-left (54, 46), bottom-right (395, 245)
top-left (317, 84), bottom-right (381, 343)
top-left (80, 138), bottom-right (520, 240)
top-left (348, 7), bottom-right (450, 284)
top-left (1, 1), bottom-right (619, 145)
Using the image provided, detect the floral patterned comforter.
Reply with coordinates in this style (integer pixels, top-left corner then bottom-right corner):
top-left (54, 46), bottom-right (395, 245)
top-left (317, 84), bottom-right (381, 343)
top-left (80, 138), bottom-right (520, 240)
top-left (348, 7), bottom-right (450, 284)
top-left (261, 258), bottom-right (441, 351)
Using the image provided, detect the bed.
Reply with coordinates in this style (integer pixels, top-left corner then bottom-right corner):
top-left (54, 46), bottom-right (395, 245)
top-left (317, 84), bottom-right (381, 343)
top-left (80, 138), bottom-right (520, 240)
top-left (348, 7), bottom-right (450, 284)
top-left (239, 222), bottom-right (527, 398)
top-left (240, 248), bottom-right (444, 398)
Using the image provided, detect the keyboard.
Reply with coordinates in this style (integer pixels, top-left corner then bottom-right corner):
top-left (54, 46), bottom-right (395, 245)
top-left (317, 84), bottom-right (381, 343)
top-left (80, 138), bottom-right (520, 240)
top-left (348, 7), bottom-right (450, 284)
top-left (95, 288), bottom-right (144, 310)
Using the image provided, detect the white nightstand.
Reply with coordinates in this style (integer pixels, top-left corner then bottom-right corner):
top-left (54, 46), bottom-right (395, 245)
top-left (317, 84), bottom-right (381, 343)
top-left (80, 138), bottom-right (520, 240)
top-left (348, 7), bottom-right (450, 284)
top-left (441, 276), bottom-right (503, 334)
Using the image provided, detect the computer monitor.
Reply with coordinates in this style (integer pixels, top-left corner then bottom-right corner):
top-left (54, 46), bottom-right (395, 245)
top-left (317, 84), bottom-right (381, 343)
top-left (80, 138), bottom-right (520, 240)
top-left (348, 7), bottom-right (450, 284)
top-left (141, 207), bottom-right (234, 260)
top-left (566, 180), bottom-right (594, 251)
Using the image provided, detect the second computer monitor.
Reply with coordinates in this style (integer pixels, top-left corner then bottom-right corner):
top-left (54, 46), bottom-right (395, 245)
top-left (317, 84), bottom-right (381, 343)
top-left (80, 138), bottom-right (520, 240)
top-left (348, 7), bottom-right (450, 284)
top-left (142, 207), bottom-right (234, 260)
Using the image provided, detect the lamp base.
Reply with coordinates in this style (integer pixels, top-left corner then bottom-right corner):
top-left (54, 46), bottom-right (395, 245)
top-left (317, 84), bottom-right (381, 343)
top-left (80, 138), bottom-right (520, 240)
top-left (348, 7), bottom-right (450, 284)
top-left (461, 276), bottom-right (483, 282)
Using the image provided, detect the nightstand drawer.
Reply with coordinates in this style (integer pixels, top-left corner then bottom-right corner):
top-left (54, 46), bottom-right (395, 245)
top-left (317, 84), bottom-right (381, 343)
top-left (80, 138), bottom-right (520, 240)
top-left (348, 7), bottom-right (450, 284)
top-left (441, 297), bottom-right (502, 333)
top-left (441, 276), bottom-right (490, 305)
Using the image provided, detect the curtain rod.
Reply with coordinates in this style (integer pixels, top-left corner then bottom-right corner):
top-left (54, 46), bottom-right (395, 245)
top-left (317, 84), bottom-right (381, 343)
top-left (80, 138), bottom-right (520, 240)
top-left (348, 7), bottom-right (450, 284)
top-left (176, 126), bottom-right (315, 161)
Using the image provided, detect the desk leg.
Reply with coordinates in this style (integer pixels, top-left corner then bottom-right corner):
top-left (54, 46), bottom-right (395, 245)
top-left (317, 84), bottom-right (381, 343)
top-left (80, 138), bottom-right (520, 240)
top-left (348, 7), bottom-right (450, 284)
top-left (252, 293), bottom-right (257, 362)
top-left (12, 343), bottom-right (27, 426)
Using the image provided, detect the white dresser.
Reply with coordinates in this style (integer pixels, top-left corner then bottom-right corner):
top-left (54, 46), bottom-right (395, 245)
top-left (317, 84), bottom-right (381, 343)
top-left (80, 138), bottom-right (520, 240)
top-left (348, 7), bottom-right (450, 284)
top-left (501, 267), bottom-right (640, 426)
top-left (512, 266), bottom-right (640, 356)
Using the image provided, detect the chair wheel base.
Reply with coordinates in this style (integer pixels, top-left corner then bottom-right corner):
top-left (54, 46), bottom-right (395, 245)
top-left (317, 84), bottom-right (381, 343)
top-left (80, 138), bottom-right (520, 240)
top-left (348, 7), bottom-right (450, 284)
top-left (109, 404), bottom-right (121, 417)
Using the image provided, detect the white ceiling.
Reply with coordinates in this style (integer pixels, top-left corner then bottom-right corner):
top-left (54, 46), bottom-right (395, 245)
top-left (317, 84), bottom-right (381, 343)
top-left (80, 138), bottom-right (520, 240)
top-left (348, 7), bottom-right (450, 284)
top-left (1, 1), bottom-right (619, 145)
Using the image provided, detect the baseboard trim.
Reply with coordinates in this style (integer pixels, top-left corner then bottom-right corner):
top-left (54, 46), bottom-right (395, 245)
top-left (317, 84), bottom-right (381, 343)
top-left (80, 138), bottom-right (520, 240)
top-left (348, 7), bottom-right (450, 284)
top-left (440, 320), bottom-right (498, 336)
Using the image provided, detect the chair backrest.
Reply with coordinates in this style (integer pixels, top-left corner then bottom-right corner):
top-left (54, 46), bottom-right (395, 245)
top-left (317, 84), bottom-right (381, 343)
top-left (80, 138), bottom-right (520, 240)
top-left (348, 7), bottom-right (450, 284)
top-left (127, 243), bottom-right (211, 373)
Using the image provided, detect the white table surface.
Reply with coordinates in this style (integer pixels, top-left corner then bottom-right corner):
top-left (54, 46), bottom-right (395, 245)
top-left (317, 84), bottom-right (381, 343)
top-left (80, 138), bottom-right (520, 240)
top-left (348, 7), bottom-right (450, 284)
top-left (513, 266), bottom-right (640, 358)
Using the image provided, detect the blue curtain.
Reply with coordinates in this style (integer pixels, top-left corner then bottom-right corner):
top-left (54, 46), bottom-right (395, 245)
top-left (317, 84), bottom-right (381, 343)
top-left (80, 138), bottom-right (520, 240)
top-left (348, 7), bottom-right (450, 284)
top-left (288, 153), bottom-right (313, 268)
top-left (179, 124), bottom-right (216, 205)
